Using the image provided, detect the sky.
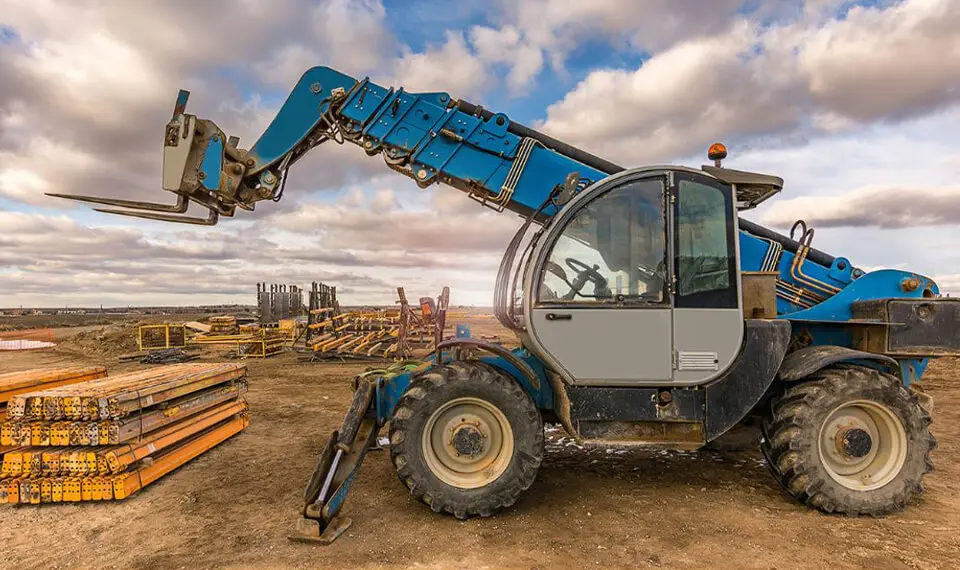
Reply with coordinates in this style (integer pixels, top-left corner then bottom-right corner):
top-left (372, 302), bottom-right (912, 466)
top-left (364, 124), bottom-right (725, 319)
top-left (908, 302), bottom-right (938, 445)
top-left (1, 0), bottom-right (959, 307)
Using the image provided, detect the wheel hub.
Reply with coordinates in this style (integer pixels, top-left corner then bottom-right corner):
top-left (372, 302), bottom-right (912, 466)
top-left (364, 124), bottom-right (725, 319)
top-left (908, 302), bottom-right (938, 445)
top-left (837, 427), bottom-right (873, 458)
top-left (451, 424), bottom-right (485, 456)
top-left (421, 397), bottom-right (515, 489)
top-left (818, 400), bottom-right (907, 491)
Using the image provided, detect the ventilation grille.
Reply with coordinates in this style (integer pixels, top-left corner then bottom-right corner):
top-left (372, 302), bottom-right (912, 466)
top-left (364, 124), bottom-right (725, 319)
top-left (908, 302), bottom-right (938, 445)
top-left (677, 351), bottom-right (719, 371)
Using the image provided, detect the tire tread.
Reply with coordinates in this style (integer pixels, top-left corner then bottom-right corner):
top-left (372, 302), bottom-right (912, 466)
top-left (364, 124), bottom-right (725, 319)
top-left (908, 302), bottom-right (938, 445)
top-left (389, 361), bottom-right (543, 519)
top-left (760, 365), bottom-right (936, 516)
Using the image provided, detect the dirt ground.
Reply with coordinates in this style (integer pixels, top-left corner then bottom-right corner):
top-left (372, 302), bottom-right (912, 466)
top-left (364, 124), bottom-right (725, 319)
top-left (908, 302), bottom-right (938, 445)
top-left (1, 313), bottom-right (958, 570)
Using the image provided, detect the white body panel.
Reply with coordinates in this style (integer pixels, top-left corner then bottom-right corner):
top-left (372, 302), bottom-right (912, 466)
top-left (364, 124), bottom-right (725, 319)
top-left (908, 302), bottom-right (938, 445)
top-left (529, 308), bottom-right (673, 384)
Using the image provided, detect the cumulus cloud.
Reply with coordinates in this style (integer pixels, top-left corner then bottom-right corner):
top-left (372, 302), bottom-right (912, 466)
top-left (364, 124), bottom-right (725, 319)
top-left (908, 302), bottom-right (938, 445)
top-left (539, 20), bottom-right (800, 164)
top-left (470, 25), bottom-right (544, 93)
top-left (539, 0), bottom-right (960, 165)
top-left (799, 0), bottom-right (960, 122)
top-left (392, 31), bottom-right (491, 96)
top-left (250, 0), bottom-right (394, 87)
top-left (498, 0), bottom-right (746, 70)
top-left (760, 186), bottom-right (960, 229)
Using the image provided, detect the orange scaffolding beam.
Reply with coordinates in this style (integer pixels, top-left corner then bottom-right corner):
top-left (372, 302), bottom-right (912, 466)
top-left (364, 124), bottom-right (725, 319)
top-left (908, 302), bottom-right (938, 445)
top-left (0, 367), bottom-right (107, 405)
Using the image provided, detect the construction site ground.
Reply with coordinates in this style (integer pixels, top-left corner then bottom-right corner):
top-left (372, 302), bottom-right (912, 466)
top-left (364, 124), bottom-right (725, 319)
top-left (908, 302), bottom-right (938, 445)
top-left (1, 310), bottom-right (958, 570)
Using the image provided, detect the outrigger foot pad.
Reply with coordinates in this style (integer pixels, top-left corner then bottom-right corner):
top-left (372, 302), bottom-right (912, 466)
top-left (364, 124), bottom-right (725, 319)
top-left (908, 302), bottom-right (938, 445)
top-left (288, 516), bottom-right (352, 545)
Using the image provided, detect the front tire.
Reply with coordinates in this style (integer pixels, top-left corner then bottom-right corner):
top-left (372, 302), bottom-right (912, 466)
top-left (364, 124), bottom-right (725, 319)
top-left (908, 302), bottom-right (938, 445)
top-left (761, 365), bottom-right (936, 515)
top-left (388, 361), bottom-right (543, 519)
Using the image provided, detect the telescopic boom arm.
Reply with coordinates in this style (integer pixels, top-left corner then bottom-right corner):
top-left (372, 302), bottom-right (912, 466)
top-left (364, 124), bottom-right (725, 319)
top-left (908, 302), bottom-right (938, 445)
top-left (50, 67), bottom-right (613, 224)
top-left (48, 65), bottom-right (862, 314)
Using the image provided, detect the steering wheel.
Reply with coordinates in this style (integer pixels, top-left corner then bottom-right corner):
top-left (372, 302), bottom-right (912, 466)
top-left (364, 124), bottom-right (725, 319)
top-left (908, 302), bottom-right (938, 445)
top-left (563, 257), bottom-right (611, 300)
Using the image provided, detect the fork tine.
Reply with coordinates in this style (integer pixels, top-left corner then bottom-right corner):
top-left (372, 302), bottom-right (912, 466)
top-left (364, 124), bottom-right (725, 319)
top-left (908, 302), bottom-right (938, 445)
top-left (91, 207), bottom-right (219, 226)
top-left (45, 193), bottom-right (188, 213)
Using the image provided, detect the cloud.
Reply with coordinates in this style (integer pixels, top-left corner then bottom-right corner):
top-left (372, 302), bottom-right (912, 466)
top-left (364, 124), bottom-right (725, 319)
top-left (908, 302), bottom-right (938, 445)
top-left (538, 0), bottom-right (960, 165)
top-left (470, 25), bottom-right (544, 93)
top-left (539, 20), bottom-right (800, 164)
top-left (799, 0), bottom-right (960, 122)
top-left (0, 185), bottom-right (518, 306)
top-left (392, 31), bottom-right (491, 96)
top-left (498, 0), bottom-right (746, 70)
top-left (261, 183), bottom-right (521, 256)
top-left (250, 0), bottom-right (394, 87)
top-left (759, 186), bottom-right (960, 229)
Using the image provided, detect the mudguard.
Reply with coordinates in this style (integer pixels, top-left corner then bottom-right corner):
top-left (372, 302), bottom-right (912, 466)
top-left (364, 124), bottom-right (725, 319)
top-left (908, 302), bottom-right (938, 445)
top-left (704, 319), bottom-right (792, 441)
top-left (777, 345), bottom-right (899, 383)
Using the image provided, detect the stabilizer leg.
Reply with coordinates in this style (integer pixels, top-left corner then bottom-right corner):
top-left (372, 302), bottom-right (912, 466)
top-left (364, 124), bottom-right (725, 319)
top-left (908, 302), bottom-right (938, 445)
top-left (289, 378), bottom-right (378, 545)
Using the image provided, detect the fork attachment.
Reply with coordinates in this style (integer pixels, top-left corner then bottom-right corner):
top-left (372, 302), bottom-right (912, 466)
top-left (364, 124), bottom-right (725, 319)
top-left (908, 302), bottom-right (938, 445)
top-left (46, 89), bottom-right (284, 225)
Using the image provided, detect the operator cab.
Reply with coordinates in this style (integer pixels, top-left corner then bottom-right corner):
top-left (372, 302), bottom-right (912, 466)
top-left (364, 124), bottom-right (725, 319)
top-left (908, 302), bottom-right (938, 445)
top-left (523, 145), bottom-right (782, 387)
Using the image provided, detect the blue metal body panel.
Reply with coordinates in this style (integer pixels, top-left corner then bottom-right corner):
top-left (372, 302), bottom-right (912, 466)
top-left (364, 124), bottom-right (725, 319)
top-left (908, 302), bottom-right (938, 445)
top-left (199, 135), bottom-right (223, 191)
top-left (375, 349), bottom-right (553, 420)
top-left (783, 269), bottom-right (938, 322)
top-left (900, 358), bottom-right (930, 387)
top-left (247, 67), bottom-right (357, 169)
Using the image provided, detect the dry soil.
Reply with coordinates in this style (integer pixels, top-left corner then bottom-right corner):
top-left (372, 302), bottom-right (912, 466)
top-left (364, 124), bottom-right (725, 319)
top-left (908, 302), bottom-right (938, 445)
top-left (0, 314), bottom-right (958, 570)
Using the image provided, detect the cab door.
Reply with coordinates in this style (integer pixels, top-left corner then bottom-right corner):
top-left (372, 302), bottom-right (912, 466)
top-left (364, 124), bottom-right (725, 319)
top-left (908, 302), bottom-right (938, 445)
top-left (671, 172), bottom-right (744, 385)
top-left (527, 174), bottom-right (673, 385)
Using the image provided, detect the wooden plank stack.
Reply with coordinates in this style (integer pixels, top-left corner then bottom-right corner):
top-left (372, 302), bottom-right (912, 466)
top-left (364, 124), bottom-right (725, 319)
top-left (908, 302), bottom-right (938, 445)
top-left (306, 310), bottom-right (416, 360)
top-left (0, 363), bottom-right (248, 503)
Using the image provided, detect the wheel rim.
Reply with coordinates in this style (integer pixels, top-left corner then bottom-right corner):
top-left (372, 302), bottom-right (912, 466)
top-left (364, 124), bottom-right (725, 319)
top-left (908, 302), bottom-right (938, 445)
top-left (818, 400), bottom-right (907, 491)
top-left (421, 397), bottom-right (514, 489)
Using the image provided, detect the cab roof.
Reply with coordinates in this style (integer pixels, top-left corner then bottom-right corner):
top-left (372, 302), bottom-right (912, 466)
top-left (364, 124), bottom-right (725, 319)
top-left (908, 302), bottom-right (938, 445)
top-left (701, 165), bottom-right (783, 210)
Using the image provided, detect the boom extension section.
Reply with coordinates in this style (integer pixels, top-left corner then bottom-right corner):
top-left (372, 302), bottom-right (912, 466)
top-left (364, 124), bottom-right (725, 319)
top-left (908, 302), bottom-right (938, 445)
top-left (47, 67), bottom-right (780, 224)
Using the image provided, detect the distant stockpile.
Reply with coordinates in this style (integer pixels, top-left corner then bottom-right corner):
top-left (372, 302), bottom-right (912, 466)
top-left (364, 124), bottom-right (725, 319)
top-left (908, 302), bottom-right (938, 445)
top-left (304, 286), bottom-right (450, 360)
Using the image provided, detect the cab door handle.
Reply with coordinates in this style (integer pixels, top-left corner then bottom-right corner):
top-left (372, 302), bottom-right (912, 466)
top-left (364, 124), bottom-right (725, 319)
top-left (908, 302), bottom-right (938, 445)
top-left (545, 313), bottom-right (572, 321)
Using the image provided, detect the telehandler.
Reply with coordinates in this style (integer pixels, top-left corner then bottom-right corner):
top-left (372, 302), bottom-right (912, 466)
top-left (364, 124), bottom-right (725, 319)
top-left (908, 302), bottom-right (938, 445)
top-left (53, 66), bottom-right (954, 543)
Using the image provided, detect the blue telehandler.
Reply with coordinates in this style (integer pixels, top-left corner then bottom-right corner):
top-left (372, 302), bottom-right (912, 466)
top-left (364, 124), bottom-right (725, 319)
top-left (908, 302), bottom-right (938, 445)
top-left (52, 66), bottom-right (956, 543)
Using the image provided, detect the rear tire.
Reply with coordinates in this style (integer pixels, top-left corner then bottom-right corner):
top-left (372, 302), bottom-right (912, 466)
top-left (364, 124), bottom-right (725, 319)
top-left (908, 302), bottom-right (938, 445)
top-left (761, 365), bottom-right (936, 515)
top-left (388, 361), bottom-right (543, 519)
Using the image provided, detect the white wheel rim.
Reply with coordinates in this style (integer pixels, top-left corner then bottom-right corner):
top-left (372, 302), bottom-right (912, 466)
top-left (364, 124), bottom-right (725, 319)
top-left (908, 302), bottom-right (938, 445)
top-left (421, 397), bottom-right (514, 489)
top-left (818, 400), bottom-right (907, 491)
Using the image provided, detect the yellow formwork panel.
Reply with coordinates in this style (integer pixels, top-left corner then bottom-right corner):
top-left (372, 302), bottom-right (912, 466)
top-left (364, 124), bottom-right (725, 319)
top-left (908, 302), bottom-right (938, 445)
top-left (138, 324), bottom-right (187, 351)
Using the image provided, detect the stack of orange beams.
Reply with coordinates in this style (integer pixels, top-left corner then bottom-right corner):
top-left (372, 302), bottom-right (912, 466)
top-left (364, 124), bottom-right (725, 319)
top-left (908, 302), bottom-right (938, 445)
top-left (0, 367), bottom-right (108, 454)
top-left (0, 363), bottom-right (248, 503)
top-left (0, 367), bottom-right (108, 412)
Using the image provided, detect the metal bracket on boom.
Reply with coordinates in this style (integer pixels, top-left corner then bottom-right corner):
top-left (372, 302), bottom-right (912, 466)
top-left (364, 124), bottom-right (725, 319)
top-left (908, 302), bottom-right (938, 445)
top-left (556, 171), bottom-right (581, 206)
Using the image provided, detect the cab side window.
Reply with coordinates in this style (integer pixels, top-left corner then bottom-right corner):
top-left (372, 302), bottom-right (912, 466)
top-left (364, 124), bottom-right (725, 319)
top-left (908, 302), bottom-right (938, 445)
top-left (674, 178), bottom-right (738, 308)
